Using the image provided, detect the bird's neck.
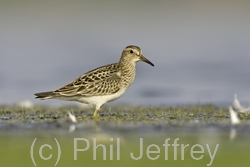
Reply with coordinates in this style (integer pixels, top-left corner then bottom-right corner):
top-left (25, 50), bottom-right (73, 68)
top-left (119, 61), bottom-right (136, 85)
top-left (119, 59), bottom-right (136, 71)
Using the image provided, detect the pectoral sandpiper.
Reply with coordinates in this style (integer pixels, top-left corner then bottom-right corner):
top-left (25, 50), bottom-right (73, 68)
top-left (35, 45), bottom-right (154, 118)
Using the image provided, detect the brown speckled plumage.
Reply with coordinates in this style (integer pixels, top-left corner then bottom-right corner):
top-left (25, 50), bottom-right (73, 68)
top-left (35, 45), bottom-right (154, 118)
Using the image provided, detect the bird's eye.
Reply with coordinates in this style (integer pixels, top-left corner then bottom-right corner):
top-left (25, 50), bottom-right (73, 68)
top-left (130, 50), bottom-right (133, 54)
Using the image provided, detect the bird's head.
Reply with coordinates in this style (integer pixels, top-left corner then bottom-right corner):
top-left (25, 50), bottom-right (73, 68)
top-left (120, 45), bottom-right (154, 66)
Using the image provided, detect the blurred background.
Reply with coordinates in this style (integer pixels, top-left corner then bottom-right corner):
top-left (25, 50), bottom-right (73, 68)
top-left (1, 0), bottom-right (250, 106)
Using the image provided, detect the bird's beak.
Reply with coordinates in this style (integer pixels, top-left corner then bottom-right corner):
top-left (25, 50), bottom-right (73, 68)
top-left (140, 55), bottom-right (154, 66)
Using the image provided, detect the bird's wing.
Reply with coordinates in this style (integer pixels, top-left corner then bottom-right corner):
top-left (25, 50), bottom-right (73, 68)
top-left (54, 63), bottom-right (121, 96)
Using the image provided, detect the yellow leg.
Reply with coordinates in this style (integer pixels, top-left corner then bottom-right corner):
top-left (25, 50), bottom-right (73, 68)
top-left (92, 109), bottom-right (100, 119)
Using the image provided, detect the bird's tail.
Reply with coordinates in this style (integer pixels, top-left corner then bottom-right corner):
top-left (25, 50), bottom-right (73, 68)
top-left (34, 91), bottom-right (55, 100)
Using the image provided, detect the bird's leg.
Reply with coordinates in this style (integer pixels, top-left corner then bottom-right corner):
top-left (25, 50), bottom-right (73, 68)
top-left (92, 106), bottom-right (100, 119)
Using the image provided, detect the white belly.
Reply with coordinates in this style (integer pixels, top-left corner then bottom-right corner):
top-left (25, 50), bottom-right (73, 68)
top-left (78, 88), bottom-right (126, 107)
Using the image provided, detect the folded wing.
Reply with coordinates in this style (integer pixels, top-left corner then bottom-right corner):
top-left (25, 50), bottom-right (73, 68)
top-left (54, 63), bottom-right (121, 96)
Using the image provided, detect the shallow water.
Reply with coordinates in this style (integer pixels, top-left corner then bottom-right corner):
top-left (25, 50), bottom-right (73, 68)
top-left (1, 124), bottom-right (250, 167)
top-left (1, 105), bottom-right (250, 167)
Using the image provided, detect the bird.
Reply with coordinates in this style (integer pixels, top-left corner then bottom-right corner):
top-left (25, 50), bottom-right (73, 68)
top-left (34, 45), bottom-right (154, 118)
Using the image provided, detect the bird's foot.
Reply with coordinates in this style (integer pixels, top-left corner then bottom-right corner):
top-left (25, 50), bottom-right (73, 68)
top-left (92, 113), bottom-right (100, 119)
